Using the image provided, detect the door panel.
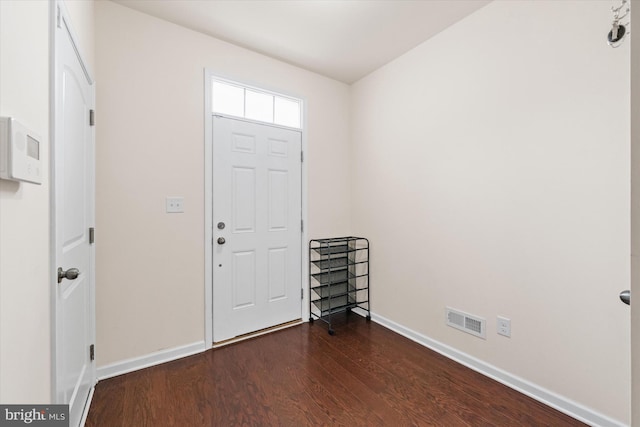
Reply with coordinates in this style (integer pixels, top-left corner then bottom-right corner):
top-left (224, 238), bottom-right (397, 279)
top-left (213, 116), bottom-right (301, 342)
top-left (54, 4), bottom-right (95, 427)
top-left (62, 71), bottom-right (87, 242)
top-left (233, 251), bottom-right (256, 309)
top-left (232, 167), bottom-right (256, 232)
top-left (268, 247), bottom-right (287, 301)
top-left (268, 170), bottom-right (288, 230)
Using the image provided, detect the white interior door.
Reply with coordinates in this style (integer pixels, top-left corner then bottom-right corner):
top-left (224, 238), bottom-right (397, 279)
top-left (632, 2), bottom-right (640, 424)
top-left (213, 115), bottom-right (302, 342)
top-left (53, 3), bottom-right (95, 426)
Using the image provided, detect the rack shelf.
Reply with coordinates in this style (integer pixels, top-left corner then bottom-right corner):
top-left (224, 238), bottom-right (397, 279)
top-left (309, 236), bottom-right (370, 335)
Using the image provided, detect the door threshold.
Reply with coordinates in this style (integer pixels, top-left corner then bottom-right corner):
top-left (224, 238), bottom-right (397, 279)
top-left (213, 319), bottom-right (303, 349)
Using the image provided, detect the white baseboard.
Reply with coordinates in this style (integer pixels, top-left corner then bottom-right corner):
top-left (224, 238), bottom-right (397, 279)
top-left (96, 341), bottom-right (206, 381)
top-left (351, 307), bottom-right (370, 318)
top-left (370, 312), bottom-right (626, 427)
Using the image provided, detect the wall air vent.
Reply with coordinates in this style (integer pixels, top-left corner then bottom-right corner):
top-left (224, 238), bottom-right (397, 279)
top-left (446, 307), bottom-right (486, 339)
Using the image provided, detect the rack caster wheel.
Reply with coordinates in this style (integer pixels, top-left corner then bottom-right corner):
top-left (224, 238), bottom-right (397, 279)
top-left (328, 329), bottom-right (335, 336)
top-left (366, 315), bottom-right (371, 321)
top-left (309, 317), bottom-right (314, 323)
top-left (346, 307), bottom-right (352, 315)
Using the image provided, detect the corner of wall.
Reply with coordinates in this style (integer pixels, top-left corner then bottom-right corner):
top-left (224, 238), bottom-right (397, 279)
top-left (0, 0), bottom-right (52, 404)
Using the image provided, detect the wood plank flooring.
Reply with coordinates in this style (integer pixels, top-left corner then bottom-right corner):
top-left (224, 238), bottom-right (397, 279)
top-left (86, 314), bottom-right (586, 426)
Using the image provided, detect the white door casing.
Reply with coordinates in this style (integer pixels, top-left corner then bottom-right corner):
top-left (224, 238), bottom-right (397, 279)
top-left (52, 3), bottom-right (96, 426)
top-left (212, 116), bottom-right (302, 342)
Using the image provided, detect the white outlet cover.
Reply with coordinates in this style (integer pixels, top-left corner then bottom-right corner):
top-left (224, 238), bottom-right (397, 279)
top-left (497, 316), bottom-right (511, 337)
top-left (166, 197), bottom-right (184, 213)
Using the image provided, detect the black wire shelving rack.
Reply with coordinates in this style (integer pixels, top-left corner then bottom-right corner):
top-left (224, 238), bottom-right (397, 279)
top-left (309, 236), bottom-right (370, 335)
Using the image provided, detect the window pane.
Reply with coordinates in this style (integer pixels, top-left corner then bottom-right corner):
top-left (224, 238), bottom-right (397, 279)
top-left (245, 90), bottom-right (274, 123)
top-left (212, 81), bottom-right (244, 116)
top-left (274, 97), bottom-right (301, 128)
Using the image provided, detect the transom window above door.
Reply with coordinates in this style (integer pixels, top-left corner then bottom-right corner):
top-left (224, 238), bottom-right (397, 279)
top-left (212, 78), bottom-right (302, 129)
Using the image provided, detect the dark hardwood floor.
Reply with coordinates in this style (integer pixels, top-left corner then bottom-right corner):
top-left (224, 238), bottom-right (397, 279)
top-left (86, 314), bottom-right (586, 426)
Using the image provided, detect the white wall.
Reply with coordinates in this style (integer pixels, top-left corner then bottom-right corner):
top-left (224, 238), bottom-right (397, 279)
top-left (350, 0), bottom-right (630, 423)
top-left (0, 0), bottom-right (51, 404)
top-left (0, 0), bottom-right (94, 404)
top-left (94, 1), bottom-right (351, 367)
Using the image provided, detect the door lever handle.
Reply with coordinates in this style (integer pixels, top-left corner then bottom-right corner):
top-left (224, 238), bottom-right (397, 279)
top-left (58, 267), bottom-right (80, 284)
top-left (620, 290), bottom-right (630, 305)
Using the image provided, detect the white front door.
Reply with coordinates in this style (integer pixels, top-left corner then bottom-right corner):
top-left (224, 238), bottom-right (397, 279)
top-left (53, 4), bottom-right (95, 426)
top-left (213, 116), bottom-right (302, 342)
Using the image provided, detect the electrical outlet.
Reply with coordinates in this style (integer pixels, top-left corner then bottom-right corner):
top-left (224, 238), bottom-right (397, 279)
top-left (497, 316), bottom-right (511, 337)
top-left (166, 197), bottom-right (184, 213)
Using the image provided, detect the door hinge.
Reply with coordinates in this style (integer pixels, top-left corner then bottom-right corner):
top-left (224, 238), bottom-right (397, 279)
top-left (90, 344), bottom-right (95, 362)
top-left (301, 151), bottom-right (304, 162)
top-left (56, 6), bottom-right (62, 28)
top-left (301, 288), bottom-right (304, 300)
top-left (89, 109), bottom-right (95, 126)
top-left (89, 227), bottom-right (95, 244)
top-left (301, 220), bottom-right (304, 232)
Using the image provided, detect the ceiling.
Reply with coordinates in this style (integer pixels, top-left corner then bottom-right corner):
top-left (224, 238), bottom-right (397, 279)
top-left (111, 0), bottom-right (491, 84)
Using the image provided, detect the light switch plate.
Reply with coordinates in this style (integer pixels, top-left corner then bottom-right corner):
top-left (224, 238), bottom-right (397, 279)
top-left (166, 197), bottom-right (184, 213)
